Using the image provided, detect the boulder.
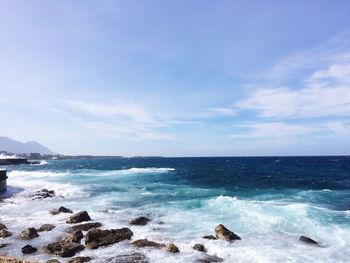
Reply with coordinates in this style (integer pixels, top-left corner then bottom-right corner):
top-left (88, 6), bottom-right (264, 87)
top-left (50, 206), bottom-right (73, 215)
top-left (0, 229), bottom-right (12, 238)
top-left (166, 243), bottom-right (179, 253)
top-left (38, 224), bottom-right (56, 232)
top-left (132, 239), bottom-right (165, 248)
top-left (69, 222), bottom-right (102, 232)
top-left (18, 228), bottom-right (39, 240)
top-left (66, 211), bottom-right (91, 224)
top-left (193, 243), bottom-right (205, 252)
top-left (104, 253), bottom-right (147, 263)
top-left (67, 257), bottom-right (92, 263)
top-left (129, 216), bottom-right (151, 226)
top-left (299, 236), bottom-right (318, 245)
top-left (202, 235), bottom-right (217, 240)
top-left (47, 259), bottom-right (61, 263)
top-left (85, 228), bottom-right (133, 249)
top-left (0, 223), bottom-right (6, 230)
top-left (22, 244), bottom-right (38, 254)
top-left (194, 255), bottom-right (224, 263)
top-left (43, 241), bottom-right (85, 257)
top-left (215, 224), bottom-right (241, 242)
top-left (60, 230), bottom-right (84, 244)
top-left (0, 243), bottom-right (10, 248)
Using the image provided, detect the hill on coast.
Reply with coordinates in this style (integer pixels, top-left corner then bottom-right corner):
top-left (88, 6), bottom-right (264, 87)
top-left (0, 136), bottom-right (54, 155)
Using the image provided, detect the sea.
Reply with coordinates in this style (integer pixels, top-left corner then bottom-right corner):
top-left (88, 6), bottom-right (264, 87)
top-left (1, 156), bottom-right (350, 262)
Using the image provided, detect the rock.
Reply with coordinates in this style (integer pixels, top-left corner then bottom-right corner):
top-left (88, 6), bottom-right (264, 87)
top-left (0, 243), bottom-right (10, 248)
top-left (43, 241), bottom-right (85, 257)
top-left (0, 255), bottom-right (36, 263)
top-left (193, 243), bottom-right (205, 252)
top-left (129, 216), bottom-right (151, 226)
top-left (104, 253), bottom-right (147, 263)
top-left (0, 223), bottom-right (6, 230)
top-left (132, 239), bottom-right (165, 248)
top-left (0, 229), bottom-right (12, 238)
top-left (60, 230), bottom-right (84, 243)
top-left (299, 235), bottom-right (318, 245)
top-left (202, 235), bottom-right (217, 240)
top-left (67, 257), bottom-right (92, 263)
top-left (194, 255), bottom-right (224, 263)
top-left (69, 222), bottom-right (102, 232)
top-left (31, 189), bottom-right (55, 200)
top-left (18, 227), bottom-right (39, 240)
top-left (50, 206), bottom-right (73, 215)
top-left (66, 211), bottom-right (91, 224)
top-left (215, 224), bottom-right (241, 242)
top-left (166, 243), bottom-right (179, 253)
top-left (22, 244), bottom-right (38, 254)
top-left (47, 259), bottom-right (61, 263)
top-left (85, 228), bottom-right (133, 249)
top-left (38, 224), bottom-right (56, 232)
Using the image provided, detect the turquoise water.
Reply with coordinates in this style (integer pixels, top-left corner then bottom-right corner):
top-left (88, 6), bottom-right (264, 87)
top-left (1, 157), bottom-right (350, 262)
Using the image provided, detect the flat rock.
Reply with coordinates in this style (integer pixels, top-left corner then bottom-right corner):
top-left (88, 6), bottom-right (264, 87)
top-left (18, 228), bottom-right (39, 240)
top-left (129, 216), bottom-right (151, 226)
top-left (0, 255), bottom-right (37, 263)
top-left (194, 255), bottom-right (224, 263)
top-left (69, 222), bottom-right (102, 232)
top-left (132, 239), bottom-right (165, 248)
top-left (85, 228), bottom-right (133, 249)
top-left (50, 206), bottom-right (73, 215)
top-left (299, 235), bottom-right (318, 245)
top-left (0, 243), bottom-right (10, 248)
top-left (47, 259), bottom-right (61, 263)
top-left (60, 230), bottom-right (84, 244)
top-left (104, 253), bottom-right (147, 263)
top-left (202, 235), bottom-right (217, 240)
top-left (0, 229), bottom-right (12, 238)
top-left (66, 211), bottom-right (91, 224)
top-left (38, 224), bottom-right (56, 232)
top-left (43, 241), bottom-right (85, 257)
top-left (22, 244), bottom-right (38, 254)
top-left (215, 224), bottom-right (241, 242)
top-left (193, 244), bottom-right (205, 252)
top-left (67, 257), bottom-right (92, 263)
top-left (166, 243), bottom-right (179, 253)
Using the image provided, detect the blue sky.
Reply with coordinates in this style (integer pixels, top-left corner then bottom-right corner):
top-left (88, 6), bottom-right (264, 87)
top-left (1, 0), bottom-right (350, 156)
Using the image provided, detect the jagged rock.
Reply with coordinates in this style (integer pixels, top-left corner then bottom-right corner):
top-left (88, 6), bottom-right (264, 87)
top-left (202, 235), bottom-right (217, 240)
top-left (18, 228), bottom-right (39, 240)
top-left (194, 255), bottom-right (224, 263)
top-left (132, 239), bottom-right (165, 248)
top-left (50, 206), bottom-right (73, 215)
top-left (104, 253), bottom-right (147, 263)
top-left (0, 243), bottom-right (10, 248)
top-left (215, 224), bottom-right (241, 242)
top-left (166, 243), bottom-right (179, 253)
top-left (21, 244), bottom-right (38, 254)
top-left (38, 224), bottom-right (56, 232)
top-left (67, 257), bottom-right (92, 263)
top-left (69, 222), bottom-right (102, 232)
top-left (299, 235), bottom-right (318, 245)
top-left (193, 243), bottom-right (205, 252)
top-left (129, 216), bottom-right (151, 226)
top-left (60, 230), bottom-right (84, 243)
top-left (66, 211), bottom-right (91, 224)
top-left (0, 229), bottom-right (12, 238)
top-left (0, 223), bottom-right (6, 230)
top-left (31, 189), bottom-right (55, 200)
top-left (85, 228), bottom-right (133, 249)
top-left (47, 259), bottom-right (61, 263)
top-left (0, 255), bottom-right (36, 263)
top-left (43, 241), bottom-right (85, 257)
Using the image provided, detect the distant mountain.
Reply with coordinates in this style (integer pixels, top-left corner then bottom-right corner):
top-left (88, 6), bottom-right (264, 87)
top-left (0, 136), bottom-right (54, 155)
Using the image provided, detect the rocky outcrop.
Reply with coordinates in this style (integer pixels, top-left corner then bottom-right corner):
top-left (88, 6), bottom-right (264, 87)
top-left (104, 253), bottom-right (147, 263)
top-left (37, 224), bottom-right (56, 232)
top-left (0, 255), bottom-right (37, 263)
top-left (60, 230), bottom-right (84, 244)
top-left (132, 239), bottom-right (165, 248)
top-left (69, 222), bottom-right (102, 232)
top-left (0, 223), bottom-right (6, 230)
top-left (299, 236), bottom-right (318, 245)
top-left (18, 228), bottom-right (39, 240)
top-left (66, 211), bottom-right (91, 224)
top-left (67, 257), bottom-right (92, 263)
top-left (0, 243), bottom-right (10, 248)
top-left (50, 206), bottom-right (73, 215)
top-left (166, 243), bottom-right (179, 253)
top-left (129, 216), bottom-right (151, 226)
top-left (202, 235), bottom-right (217, 240)
top-left (31, 189), bottom-right (55, 200)
top-left (85, 228), bottom-right (133, 249)
top-left (193, 243), bottom-right (205, 252)
top-left (21, 244), bottom-right (38, 254)
top-left (215, 224), bottom-right (241, 242)
top-left (43, 241), bottom-right (85, 257)
top-left (0, 229), bottom-right (12, 238)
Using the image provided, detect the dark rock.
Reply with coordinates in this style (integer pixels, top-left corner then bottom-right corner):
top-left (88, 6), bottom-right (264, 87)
top-left (299, 235), bottom-right (318, 245)
top-left (104, 253), bottom-right (147, 263)
top-left (60, 230), bottom-right (84, 244)
top-left (69, 222), bottom-right (102, 232)
top-left (43, 241), bottom-right (85, 257)
top-left (193, 243), bottom-right (205, 252)
top-left (132, 239), bottom-right (165, 248)
top-left (202, 235), bottom-right (217, 240)
top-left (166, 243), bottom-right (179, 253)
top-left (215, 224), bottom-right (241, 242)
top-left (0, 223), bottom-right (6, 230)
top-left (18, 227), bottom-right (39, 240)
top-left (85, 228), bottom-right (133, 249)
top-left (50, 206), bottom-right (73, 215)
top-left (31, 189), bottom-right (55, 200)
top-left (0, 229), bottom-right (12, 238)
top-left (21, 244), bottom-right (38, 254)
top-left (38, 224), bottom-right (56, 232)
top-left (194, 255), bottom-right (224, 263)
top-left (68, 257), bottom-right (92, 263)
top-left (66, 211), bottom-right (91, 224)
top-left (129, 216), bottom-right (151, 226)
top-left (47, 259), bottom-right (61, 263)
top-left (0, 243), bottom-right (10, 248)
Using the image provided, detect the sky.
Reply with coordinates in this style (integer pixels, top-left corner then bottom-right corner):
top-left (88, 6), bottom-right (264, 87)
top-left (1, 0), bottom-right (350, 156)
